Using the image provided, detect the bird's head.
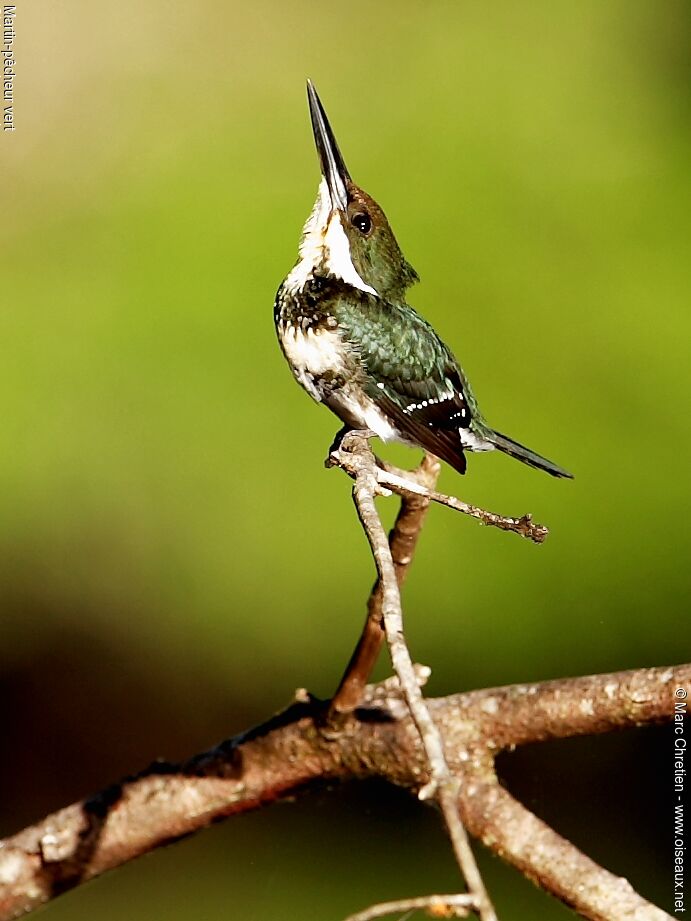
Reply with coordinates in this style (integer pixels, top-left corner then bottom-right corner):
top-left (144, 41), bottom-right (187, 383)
top-left (289, 82), bottom-right (418, 301)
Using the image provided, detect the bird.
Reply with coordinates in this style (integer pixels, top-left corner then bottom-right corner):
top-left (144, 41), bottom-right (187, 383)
top-left (274, 81), bottom-right (573, 480)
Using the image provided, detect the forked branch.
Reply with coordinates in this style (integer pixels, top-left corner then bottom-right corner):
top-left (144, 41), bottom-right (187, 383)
top-left (0, 665), bottom-right (681, 921)
top-left (0, 437), bottom-right (680, 921)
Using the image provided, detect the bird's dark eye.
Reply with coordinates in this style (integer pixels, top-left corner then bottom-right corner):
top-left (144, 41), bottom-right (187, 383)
top-left (351, 212), bottom-right (372, 235)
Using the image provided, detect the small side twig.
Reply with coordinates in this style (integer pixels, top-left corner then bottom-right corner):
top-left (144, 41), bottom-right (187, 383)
top-left (339, 432), bottom-right (497, 921)
top-left (343, 892), bottom-right (475, 921)
top-left (330, 445), bottom-right (548, 544)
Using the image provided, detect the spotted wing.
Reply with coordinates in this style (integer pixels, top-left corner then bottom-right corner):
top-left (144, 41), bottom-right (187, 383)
top-left (334, 295), bottom-right (480, 474)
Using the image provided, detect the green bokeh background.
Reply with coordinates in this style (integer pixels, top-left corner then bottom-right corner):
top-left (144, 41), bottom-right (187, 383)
top-left (2, 1), bottom-right (689, 918)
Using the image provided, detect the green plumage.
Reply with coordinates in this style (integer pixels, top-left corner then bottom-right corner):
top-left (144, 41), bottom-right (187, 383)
top-left (328, 287), bottom-right (479, 417)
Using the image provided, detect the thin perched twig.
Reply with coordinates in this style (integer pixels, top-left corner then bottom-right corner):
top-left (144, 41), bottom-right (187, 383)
top-left (0, 665), bottom-right (683, 921)
top-left (340, 431), bottom-right (497, 921)
top-left (342, 892), bottom-right (475, 921)
top-left (328, 452), bottom-right (441, 717)
top-left (329, 444), bottom-right (548, 544)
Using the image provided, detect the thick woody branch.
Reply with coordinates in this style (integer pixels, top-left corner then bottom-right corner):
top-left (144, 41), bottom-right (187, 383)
top-left (0, 665), bottom-right (684, 921)
top-left (439, 665), bottom-right (684, 749)
top-left (463, 784), bottom-right (667, 921)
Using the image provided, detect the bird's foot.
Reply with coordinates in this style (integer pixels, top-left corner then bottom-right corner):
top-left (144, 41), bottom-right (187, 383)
top-left (324, 427), bottom-right (376, 468)
top-left (324, 425), bottom-right (351, 467)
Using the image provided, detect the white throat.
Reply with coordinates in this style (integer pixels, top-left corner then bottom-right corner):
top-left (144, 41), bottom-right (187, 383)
top-left (284, 179), bottom-right (378, 297)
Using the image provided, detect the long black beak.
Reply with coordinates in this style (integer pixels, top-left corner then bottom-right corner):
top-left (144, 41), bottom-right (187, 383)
top-left (306, 80), bottom-right (350, 212)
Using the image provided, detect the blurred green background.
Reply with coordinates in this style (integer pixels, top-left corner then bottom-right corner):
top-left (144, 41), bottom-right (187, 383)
top-left (2, 1), bottom-right (689, 918)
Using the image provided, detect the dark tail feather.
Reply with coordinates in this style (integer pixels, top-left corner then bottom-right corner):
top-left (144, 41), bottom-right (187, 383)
top-left (486, 429), bottom-right (574, 479)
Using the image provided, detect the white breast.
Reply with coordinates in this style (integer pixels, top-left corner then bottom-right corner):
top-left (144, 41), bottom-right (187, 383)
top-left (279, 325), bottom-right (347, 402)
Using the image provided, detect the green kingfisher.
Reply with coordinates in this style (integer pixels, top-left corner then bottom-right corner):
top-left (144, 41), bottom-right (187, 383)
top-left (274, 81), bottom-right (573, 480)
